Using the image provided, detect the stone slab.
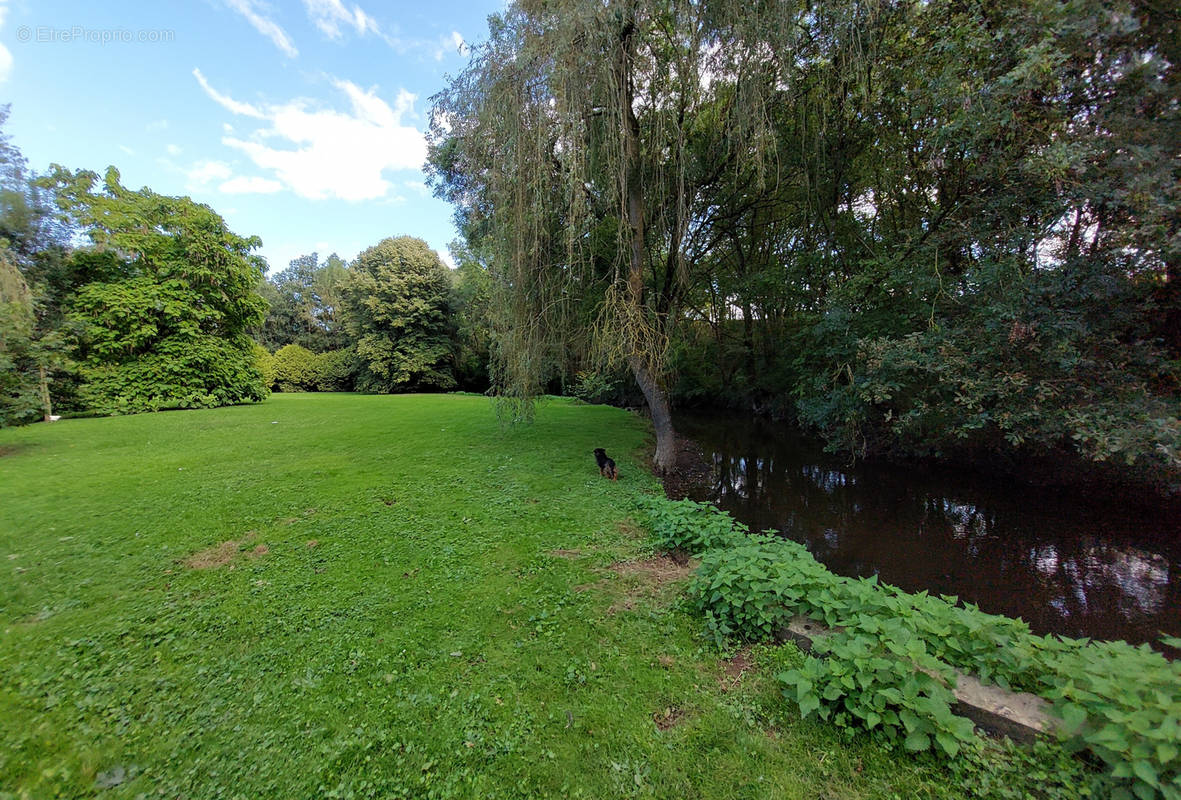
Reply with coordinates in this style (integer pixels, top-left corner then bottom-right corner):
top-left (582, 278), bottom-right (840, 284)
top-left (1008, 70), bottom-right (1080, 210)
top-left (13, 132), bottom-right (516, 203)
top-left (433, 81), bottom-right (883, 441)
top-left (773, 615), bottom-right (1055, 743)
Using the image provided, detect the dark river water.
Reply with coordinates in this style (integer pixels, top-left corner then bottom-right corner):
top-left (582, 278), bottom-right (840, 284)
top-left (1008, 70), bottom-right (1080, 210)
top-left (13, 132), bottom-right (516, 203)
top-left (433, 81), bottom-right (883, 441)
top-left (672, 413), bottom-right (1181, 650)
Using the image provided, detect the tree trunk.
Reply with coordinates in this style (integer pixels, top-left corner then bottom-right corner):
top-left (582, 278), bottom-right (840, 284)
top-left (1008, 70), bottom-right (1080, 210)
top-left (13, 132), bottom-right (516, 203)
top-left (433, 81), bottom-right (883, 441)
top-left (630, 355), bottom-right (677, 472)
top-left (38, 364), bottom-right (52, 422)
top-left (620, 9), bottom-right (677, 473)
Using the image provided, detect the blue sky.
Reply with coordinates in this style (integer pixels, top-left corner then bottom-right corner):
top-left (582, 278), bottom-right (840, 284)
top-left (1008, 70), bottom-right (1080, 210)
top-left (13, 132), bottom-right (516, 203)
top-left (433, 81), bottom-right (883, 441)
top-left (0, 0), bottom-right (500, 272)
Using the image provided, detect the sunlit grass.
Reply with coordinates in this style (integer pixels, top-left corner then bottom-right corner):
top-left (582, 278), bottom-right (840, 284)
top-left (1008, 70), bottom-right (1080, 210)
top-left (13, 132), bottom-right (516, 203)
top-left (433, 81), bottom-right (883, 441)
top-left (1, 393), bottom-right (959, 799)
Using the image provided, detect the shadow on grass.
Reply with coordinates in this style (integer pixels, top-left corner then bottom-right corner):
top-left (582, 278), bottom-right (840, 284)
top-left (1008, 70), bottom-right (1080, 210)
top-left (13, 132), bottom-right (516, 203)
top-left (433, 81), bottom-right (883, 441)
top-left (0, 442), bottom-right (37, 459)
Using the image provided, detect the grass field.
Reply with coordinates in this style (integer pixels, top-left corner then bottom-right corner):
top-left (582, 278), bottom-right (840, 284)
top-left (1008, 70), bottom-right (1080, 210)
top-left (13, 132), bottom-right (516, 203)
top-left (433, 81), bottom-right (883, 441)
top-left (0, 393), bottom-right (961, 799)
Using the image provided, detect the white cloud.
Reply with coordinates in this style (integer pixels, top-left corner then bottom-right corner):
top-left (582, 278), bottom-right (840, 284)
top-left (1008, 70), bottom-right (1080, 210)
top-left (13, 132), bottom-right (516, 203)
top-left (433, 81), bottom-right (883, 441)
top-left (186, 159), bottom-right (234, 187)
top-left (303, 0), bottom-right (380, 39)
top-left (437, 249), bottom-right (456, 269)
top-left (119, 145), bottom-right (135, 156)
top-left (219, 175), bottom-right (283, 194)
top-left (166, 144), bottom-right (182, 156)
top-left (433, 30), bottom-right (467, 61)
top-left (224, 0), bottom-right (298, 58)
top-left (297, 2), bottom-right (468, 59)
top-left (0, 1), bottom-right (13, 84)
top-left (147, 119), bottom-right (169, 133)
top-left (195, 72), bottom-right (427, 202)
top-left (193, 68), bottom-right (265, 118)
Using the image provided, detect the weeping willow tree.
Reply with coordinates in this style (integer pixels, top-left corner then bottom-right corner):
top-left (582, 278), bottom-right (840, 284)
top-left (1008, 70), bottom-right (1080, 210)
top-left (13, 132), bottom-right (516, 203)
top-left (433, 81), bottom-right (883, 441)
top-left (429, 0), bottom-right (813, 470)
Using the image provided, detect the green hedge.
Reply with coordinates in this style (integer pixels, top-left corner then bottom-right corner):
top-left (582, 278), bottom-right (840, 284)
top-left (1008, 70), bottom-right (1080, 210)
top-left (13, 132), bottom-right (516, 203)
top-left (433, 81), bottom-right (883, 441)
top-left (641, 497), bottom-right (1181, 800)
top-left (268, 345), bottom-right (358, 392)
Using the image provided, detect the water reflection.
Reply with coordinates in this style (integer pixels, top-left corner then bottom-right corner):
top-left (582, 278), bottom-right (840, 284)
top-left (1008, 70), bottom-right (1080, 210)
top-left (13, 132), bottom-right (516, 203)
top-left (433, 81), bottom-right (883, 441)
top-left (675, 413), bottom-right (1181, 649)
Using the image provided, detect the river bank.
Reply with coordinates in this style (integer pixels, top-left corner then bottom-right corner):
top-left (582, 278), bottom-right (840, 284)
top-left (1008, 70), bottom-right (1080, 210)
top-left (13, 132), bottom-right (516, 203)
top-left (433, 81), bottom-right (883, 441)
top-left (660, 410), bottom-right (1181, 650)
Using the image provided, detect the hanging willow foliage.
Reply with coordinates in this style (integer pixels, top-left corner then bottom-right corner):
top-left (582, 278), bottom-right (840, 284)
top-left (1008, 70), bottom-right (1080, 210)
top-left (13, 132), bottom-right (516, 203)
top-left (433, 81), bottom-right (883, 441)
top-left (428, 0), bottom-right (885, 467)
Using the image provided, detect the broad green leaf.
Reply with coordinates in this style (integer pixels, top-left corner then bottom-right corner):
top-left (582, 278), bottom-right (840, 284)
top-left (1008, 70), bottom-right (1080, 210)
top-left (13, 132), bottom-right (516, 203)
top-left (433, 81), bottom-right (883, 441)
top-left (903, 731), bottom-right (930, 752)
top-left (1058, 702), bottom-right (1089, 734)
top-left (934, 731), bottom-right (960, 758)
top-left (1131, 760), bottom-right (1159, 788)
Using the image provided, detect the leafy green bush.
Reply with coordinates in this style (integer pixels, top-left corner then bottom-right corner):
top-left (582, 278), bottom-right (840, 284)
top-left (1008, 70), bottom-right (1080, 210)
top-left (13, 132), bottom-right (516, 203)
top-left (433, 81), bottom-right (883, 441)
top-left (640, 497), bottom-right (751, 552)
top-left (312, 348), bottom-right (359, 391)
top-left (795, 305), bottom-right (1181, 492)
top-left (272, 344), bottom-right (317, 392)
top-left (1042, 641), bottom-right (1181, 800)
top-left (783, 627), bottom-right (978, 757)
top-left (0, 268), bottom-right (44, 426)
top-left (570, 370), bottom-right (619, 404)
top-left (252, 343), bottom-right (275, 395)
top-left (641, 496), bottom-right (1181, 799)
top-left (77, 335), bottom-right (266, 415)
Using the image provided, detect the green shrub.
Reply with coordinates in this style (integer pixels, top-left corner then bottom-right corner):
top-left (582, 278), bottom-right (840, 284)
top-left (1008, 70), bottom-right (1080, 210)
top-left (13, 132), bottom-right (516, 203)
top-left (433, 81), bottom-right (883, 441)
top-left (571, 370), bottom-right (620, 404)
top-left (272, 344), bottom-right (317, 392)
top-left (641, 496), bottom-right (1181, 799)
top-left (78, 335), bottom-right (266, 415)
top-left (252, 343), bottom-right (276, 395)
top-left (312, 348), bottom-right (359, 391)
top-left (56, 168), bottom-right (269, 417)
top-left (640, 497), bottom-right (752, 552)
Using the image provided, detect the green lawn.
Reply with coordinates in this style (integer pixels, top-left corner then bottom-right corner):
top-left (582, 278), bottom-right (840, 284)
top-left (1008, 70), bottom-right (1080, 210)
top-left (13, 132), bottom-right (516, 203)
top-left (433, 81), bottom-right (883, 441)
top-left (1, 393), bottom-right (958, 799)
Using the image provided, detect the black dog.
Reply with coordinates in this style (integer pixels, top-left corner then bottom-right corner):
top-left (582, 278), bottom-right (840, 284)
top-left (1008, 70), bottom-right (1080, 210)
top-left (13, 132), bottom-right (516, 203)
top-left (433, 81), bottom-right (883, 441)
top-left (593, 448), bottom-right (618, 481)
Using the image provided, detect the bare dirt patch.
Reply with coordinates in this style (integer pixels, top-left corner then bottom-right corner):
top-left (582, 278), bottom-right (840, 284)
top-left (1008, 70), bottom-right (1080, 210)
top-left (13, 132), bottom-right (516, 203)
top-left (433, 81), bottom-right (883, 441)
top-left (0, 443), bottom-right (34, 459)
top-left (607, 554), bottom-right (697, 586)
top-left (184, 540), bottom-right (241, 570)
top-left (719, 646), bottom-right (754, 691)
top-left (184, 533), bottom-right (265, 570)
top-left (601, 553), bottom-right (698, 614)
top-left (660, 432), bottom-right (714, 500)
top-left (653, 706), bottom-right (688, 731)
top-left (606, 597), bottom-right (638, 615)
top-left (615, 519), bottom-right (645, 539)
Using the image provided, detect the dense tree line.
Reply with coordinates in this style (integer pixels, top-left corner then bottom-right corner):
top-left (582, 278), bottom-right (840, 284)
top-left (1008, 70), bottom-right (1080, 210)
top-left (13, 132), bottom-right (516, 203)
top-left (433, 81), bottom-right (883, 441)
top-left (430, 0), bottom-right (1180, 490)
top-left (0, 108), bottom-right (493, 425)
top-left (253, 238), bottom-right (491, 395)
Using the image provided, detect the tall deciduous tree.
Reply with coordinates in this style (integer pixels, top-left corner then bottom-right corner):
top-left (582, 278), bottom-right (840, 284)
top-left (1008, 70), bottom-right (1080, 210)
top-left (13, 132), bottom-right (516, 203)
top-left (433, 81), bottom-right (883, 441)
top-left (257, 252), bottom-right (352, 353)
top-left (342, 236), bottom-right (455, 393)
top-left (0, 250), bottom-right (52, 425)
top-left (47, 166), bottom-right (269, 413)
top-left (256, 252), bottom-right (353, 353)
top-left (431, 0), bottom-right (790, 469)
top-left (448, 239), bottom-right (493, 392)
top-left (1, 107), bottom-right (74, 422)
top-left (433, 0), bottom-right (1177, 486)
